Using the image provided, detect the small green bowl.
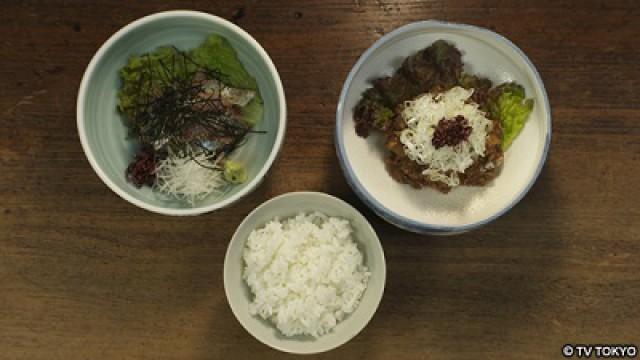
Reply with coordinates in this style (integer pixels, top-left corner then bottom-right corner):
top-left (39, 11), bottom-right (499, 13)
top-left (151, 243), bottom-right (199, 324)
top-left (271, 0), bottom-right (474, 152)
top-left (224, 192), bottom-right (386, 354)
top-left (77, 11), bottom-right (286, 215)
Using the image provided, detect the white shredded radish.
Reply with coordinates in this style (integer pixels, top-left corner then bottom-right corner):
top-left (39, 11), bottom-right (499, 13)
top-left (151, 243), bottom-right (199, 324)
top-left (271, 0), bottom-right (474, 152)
top-left (154, 149), bottom-right (227, 206)
top-left (400, 86), bottom-right (492, 187)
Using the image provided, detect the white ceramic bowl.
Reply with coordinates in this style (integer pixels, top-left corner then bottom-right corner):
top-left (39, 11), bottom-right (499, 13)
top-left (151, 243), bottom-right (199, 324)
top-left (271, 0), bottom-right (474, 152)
top-left (336, 21), bottom-right (551, 235)
top-left (77, 11), bottom-right (286, 215)
top-left (224, 192), bottom-right (386, 354)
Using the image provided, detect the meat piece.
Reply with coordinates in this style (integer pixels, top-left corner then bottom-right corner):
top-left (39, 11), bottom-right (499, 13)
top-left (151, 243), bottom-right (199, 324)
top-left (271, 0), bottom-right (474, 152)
top-left (385, 135), bottom-right (405, 156)
top-left (459, 119), bottom-right (504, 186)
top-left (459, 73), bottom-right (493, 108)
top-left (390, 113), bottom-right (407, 131)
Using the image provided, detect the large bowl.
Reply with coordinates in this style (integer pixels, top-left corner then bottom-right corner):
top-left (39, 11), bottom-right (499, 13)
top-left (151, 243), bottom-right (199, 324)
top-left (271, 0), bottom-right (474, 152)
top-left (224, 192), bottom-right (386, 354)
top-left (336, 21), bottom-right (551, 235)
top-left (77, 11), bottom-right (286, 215)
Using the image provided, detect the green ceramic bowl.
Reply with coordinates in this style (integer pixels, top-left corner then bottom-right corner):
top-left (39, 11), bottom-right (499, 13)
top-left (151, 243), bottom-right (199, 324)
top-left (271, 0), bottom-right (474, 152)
top-left (77, 11), bottom-right (286, 215)
top-left (224, 192), bottom-right (386, 354)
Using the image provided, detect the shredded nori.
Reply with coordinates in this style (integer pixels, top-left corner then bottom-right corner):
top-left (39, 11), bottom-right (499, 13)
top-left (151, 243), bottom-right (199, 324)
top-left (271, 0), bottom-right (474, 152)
top-left (123, 47), bottom-right (263, 163)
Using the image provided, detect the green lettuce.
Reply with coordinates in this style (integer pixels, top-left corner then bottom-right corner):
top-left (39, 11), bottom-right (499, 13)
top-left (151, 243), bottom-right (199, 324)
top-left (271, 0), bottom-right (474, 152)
top-left (189, 35), bottom-right (257, 91)
top-left (117, 46), bottom-right (187, 120)
top-left (117, 35), bottom-right (262, 127)
top-left (488, 83), bottom-right (534, 150)
top-left (189, 35), bottom-right (262, 125)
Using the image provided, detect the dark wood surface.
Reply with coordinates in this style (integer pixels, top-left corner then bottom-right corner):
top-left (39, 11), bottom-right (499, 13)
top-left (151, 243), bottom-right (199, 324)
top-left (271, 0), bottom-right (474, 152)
top-left (1, 1), bottom-right (639, 359)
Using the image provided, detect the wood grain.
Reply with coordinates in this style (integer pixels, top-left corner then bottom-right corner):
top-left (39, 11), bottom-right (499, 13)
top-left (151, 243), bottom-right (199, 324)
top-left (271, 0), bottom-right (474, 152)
top-left (1, 1), bottom-right (639, 359)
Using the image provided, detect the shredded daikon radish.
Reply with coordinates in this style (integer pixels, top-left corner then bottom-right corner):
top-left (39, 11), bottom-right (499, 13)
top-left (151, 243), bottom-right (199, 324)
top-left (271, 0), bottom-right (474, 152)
top-left (154, 149), bottom-right (227, 206)
top-left (400, 86), bottom-right (492, 187)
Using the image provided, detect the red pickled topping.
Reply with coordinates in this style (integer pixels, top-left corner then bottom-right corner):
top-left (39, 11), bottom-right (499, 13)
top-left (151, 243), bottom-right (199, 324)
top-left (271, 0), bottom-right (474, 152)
top-left (432, 115), bottom-right (472, 149)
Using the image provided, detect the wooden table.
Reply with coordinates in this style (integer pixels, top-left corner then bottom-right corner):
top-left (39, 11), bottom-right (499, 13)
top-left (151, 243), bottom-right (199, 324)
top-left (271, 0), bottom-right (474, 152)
top-left (1, 1), bottom-right (639, 359)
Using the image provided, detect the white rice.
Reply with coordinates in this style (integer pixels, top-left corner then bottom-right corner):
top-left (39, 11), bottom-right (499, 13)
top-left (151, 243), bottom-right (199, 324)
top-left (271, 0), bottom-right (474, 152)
top-left (242, 212), bottom-right (370, 338)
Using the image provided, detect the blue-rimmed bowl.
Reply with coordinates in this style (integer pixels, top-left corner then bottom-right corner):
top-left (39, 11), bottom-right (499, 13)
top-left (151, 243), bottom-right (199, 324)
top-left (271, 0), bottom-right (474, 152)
top-left (77, 11), bottom-right (286, 215)
top-left (336, 21), bottom-right (551, 235)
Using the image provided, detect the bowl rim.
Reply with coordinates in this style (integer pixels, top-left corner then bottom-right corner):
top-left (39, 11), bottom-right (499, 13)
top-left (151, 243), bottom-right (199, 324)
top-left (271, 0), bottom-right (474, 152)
top-left (77, 10), bottom-right (287, 216)
top-left (223, 191), bottom-right (387, 354)
top-left (335, 20), bottom-right (551, 234)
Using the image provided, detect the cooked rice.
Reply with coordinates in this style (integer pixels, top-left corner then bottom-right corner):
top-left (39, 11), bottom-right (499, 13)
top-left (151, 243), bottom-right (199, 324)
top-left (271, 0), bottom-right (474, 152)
top-left (243, 212), bottom-right (370, 338)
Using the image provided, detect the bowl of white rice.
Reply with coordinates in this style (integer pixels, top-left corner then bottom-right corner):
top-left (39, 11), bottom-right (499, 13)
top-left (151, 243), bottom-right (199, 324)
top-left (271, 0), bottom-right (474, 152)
top-left (223, 192), bottom-right (386, 354)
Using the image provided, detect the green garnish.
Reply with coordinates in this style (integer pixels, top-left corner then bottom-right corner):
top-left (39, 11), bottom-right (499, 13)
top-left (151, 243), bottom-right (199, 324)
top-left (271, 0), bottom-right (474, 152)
top-left (190, 35), bottom-right (263, 126)
top-left (488, 83), bottom-right (534, 150)
top-left (223, 160), bottom-right (247, 184)
top-left (190, 35), bottom-right (257, 91)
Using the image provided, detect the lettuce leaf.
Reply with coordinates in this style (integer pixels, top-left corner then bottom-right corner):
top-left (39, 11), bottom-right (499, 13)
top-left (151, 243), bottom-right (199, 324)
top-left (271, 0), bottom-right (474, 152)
top-left (117, 46), bottom-right (189, 120)
top-left (117, 35), bottom-right (262, 127)
top-left (488, 83), bottom-right (534, 150)
top-left (188, 35), bottom-right (263, 126)
top-left (188, 35), bottom-right (257, 91)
